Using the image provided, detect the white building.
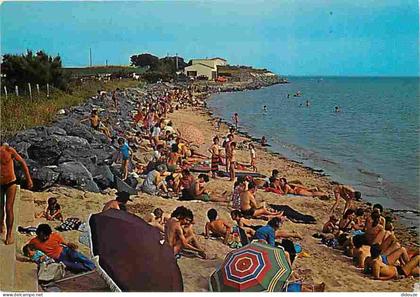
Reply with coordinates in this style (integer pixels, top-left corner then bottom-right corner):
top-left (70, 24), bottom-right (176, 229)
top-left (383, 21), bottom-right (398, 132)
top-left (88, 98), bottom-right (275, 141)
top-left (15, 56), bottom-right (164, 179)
top-left (184, 58), bottom-right (227, 80)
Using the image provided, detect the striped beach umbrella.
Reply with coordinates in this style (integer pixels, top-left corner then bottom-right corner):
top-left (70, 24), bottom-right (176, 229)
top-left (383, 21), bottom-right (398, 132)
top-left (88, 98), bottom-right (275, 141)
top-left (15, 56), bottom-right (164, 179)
top-left (209, 242), bottom-right (292, 292)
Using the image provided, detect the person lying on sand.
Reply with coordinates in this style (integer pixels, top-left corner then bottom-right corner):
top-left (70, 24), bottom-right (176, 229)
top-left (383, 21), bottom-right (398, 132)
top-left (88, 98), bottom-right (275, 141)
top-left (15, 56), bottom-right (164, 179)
top-left (146, 208), bottom-right (170, 232)
top-left (204, 208), bottom-right (231, 244)
top-left (165, 206), bottom-right (206, 259)
top-left (329, 184), bottom-right (362, 215)
top-left (102, 191), bottom-right (132, 212)
top-left (180, 174), bottom-right (228, 203)
top-left (36, 197), bottom-right (63, 222)
top-left (240, 182), bottom-right (285, 220)
top-left (364, 244), bottom-right (419, 280)
top-left (279, 178), bottom-right (327, 198)
top-left (29, 224), bottom-right (95, 273)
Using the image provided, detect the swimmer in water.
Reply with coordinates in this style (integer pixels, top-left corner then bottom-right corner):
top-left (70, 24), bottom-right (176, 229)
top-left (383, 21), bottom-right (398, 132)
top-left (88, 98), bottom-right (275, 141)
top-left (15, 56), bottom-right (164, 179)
top-left (306, 100), bottom-right (310, 107)
top-left (263, 105), bottom-right (268, 113)
top-left (335, 106), bottom-right (341, 112)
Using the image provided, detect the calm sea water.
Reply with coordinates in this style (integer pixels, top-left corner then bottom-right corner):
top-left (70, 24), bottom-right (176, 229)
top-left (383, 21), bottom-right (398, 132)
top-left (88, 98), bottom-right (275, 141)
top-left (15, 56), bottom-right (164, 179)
top-left (208, 77), bottom-right (420, 227)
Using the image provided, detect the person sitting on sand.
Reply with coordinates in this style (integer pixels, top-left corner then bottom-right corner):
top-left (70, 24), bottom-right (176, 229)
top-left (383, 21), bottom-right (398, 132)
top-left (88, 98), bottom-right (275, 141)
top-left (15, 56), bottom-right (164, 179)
top-left (166, 144), bottom-right (182, 173)
top-left (208, 136), bottom-right (221, 178)
top-left (179, 169), bottom-right (195, 191)
top-left (165, 206), bottom-right (206, 259)
top-left (338, 209), bottom-right (356, 233)
top-left (1, 143), bottom-right (33, 245)
top-left (365, 211), bottom-right (386, 246)
top-left (181, 174), bottom-right (227, 203)
top-left (352, 234), bottom-right (371, 268)
top-left (230, 210), bottom-right (256, 238)
top-left (102, 191), bottom-right (132, 212)
top-left (204, 209), bottom-right (231, 244)
top-left (141, 164), bottom-right (168, 196)
top-left (279, 178), bottom-right (327, 198)
top-left (353, 208), bottom-right (366, 230)
top-left (365, 203), bottom-right (386, 228)
top-left (322, 215), bottom-right (339, 234)
top-left (36, 197), bottom-right (63, 222)
top-left (364, 244), bottom-right (419, 280)
top-left (329, 184), bottom-right (362, 215)
top-left (240, 182), bottom-right (285, 220)
top-left (29, 224), bottom-right (95, 273)
top-left (146, 208), bottom-right (170, 232)
top-left (231, 176), bottom-right (248, 210)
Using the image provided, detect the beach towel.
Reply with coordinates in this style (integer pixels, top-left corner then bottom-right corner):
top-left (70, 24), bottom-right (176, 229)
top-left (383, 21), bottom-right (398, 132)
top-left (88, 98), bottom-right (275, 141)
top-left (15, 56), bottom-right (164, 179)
top-left (56, 218), bottom-right (83, 231)
top-left (190, 164), bottom-right (211, 173)
top-left (269, 204), bottom-right (316, 224)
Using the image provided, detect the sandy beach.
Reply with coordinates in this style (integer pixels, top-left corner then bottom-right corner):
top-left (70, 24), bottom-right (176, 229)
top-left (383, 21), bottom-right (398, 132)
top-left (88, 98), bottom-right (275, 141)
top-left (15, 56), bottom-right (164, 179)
top-left (15, 99), bottom-right (418, 292)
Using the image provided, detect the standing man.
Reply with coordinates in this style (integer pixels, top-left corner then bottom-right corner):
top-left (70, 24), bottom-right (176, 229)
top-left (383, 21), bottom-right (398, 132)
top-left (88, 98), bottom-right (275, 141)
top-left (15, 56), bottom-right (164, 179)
top-left (232, 113), bottom-right (239, 129)
top-left (0, 143), bottom-right (33, 245)
top-left (329, 184), bottom-right (362, 215)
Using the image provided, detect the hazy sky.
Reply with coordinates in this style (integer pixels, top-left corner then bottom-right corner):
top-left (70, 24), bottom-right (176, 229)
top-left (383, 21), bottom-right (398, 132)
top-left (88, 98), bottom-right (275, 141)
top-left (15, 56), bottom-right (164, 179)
top-left (1, 0), bottom-right (419, 76)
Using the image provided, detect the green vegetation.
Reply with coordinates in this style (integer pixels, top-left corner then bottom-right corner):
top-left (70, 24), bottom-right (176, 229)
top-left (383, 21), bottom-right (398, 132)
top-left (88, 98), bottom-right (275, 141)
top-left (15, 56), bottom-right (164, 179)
top-left (1, 79), bottom-right (142, 139)
top-left (130, 53), bottom-right (188, 82)
top-left (63, 65), bottom-right (145, 77)
top-left (1, 50), bottom-right (69, 90)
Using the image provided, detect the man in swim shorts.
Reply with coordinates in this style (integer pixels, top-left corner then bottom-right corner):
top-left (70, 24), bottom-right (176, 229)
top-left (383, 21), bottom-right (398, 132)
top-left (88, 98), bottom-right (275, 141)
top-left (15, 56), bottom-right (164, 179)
top-left (1, 143), bottom-right (33, 244)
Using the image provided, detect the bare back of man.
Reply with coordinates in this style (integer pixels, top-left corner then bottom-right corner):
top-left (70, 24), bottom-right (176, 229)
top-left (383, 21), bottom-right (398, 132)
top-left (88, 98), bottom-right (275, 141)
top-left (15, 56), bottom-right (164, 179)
top-left (0, 145), bottom-right (33, 244)
top-left (240, 190), bottom-right (283, 220)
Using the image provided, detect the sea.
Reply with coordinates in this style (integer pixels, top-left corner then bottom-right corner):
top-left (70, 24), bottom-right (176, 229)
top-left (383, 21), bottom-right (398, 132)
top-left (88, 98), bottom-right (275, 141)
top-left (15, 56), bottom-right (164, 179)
top-left (208, 77), bottom-right (420, 229)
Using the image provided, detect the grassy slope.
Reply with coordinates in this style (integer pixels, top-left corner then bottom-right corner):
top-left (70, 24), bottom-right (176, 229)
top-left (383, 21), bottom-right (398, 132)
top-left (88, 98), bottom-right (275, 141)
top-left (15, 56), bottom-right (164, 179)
top-left (0, 78), bottom-right (142, 139)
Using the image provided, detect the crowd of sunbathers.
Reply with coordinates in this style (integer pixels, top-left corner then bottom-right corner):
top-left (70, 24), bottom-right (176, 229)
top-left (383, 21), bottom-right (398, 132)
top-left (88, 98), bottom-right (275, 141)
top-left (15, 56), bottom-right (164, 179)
top-left (6, 83), bottom-right (417, 291)
top-left (316, 201), bottom-right (419, 280)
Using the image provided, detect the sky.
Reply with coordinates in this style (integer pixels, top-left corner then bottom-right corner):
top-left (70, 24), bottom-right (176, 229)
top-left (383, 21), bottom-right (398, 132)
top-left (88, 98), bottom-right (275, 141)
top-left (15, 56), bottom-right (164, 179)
top-left (1, 0), bottom-right (419, 76)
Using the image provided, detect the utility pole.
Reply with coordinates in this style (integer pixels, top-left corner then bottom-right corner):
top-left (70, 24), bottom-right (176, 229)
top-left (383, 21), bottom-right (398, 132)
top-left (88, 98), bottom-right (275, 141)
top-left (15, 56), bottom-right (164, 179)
top-left (175, 53), bottom-right (178, 70)
top-left (90, 48), bottom-right (92, 67)
top-left (106, 59), bottom-right (108, 67)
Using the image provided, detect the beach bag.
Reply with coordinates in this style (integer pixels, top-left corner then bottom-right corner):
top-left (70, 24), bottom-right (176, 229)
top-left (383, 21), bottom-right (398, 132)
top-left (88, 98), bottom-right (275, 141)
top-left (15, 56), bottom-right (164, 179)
top-left (38, 262), bottom-right (66, 282)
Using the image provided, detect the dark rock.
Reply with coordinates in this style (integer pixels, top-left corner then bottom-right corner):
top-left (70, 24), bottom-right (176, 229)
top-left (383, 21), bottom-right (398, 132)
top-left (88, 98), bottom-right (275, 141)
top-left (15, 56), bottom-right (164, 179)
top-left (91, 165), bottom-right (115, 189)
top-left (27, 139), bottom-right (62, 166)
top-left (125, 175), bottom-right (138, 189)
top-left (57, 161), bottom-right (100, 192)
top-left (31, 166), bottom-right (61, 191)
top-left (13, 142), bottom-right (32, 160)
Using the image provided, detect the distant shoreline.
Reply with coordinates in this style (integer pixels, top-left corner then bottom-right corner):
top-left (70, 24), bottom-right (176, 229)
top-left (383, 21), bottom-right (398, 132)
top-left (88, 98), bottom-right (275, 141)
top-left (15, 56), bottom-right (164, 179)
top-left (201, 82), bottom-right (418, 247)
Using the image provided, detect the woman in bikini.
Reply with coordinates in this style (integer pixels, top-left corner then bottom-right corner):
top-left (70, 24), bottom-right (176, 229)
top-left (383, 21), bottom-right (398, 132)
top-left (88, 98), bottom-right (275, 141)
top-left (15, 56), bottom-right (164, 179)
top-left (279, 178), bottom-right (327, 198)
top-left (208, 136), bottom-right (221, 178)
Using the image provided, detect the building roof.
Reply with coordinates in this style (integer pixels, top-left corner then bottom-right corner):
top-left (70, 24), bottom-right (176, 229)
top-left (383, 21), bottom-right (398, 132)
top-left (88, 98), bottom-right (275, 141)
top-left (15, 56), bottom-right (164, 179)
top-left (210, 57), bottom-right (227, 61)
top-left (185, 63), bottom-right (215, 69)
